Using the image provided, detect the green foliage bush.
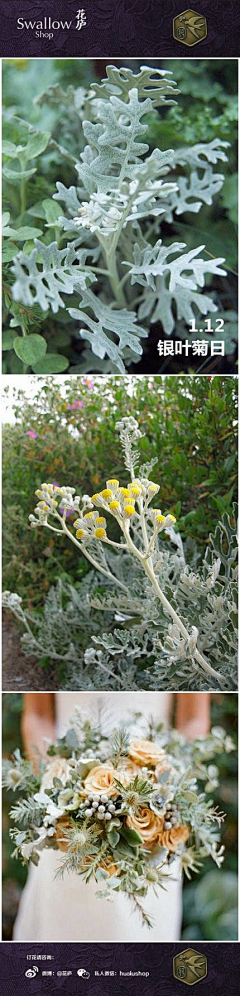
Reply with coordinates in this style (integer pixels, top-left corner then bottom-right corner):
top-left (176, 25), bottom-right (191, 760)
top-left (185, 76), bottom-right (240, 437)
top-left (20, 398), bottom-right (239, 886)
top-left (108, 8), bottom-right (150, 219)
top-left (2, 375), bottom-right (237, 608)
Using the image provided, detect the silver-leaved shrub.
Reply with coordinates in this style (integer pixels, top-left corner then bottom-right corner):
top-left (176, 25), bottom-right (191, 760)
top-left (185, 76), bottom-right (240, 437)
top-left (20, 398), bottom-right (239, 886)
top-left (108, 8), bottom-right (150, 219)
top-left (10, 65), bottom-right (228, 371)
top-left (3, 418), bottom-right (237, 691)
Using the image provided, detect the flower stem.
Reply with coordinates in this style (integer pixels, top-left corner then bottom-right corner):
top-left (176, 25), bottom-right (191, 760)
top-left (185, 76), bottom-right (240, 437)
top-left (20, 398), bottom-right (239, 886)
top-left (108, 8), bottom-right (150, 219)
top-left (122, 524), bottom-right (224, 686)
top-left (143, 560), bottom-right (225, 687)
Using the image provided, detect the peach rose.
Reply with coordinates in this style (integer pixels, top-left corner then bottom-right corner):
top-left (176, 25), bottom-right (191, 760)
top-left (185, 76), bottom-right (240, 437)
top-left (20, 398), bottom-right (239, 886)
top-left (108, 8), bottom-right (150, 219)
top-left (83, 764), bottom-right (118, 798)
top-left (41, 757), bottom-right (71, 790)
top-left (158, 824), bottom-right (190, 852)
top-left (128, 739), bottom-right (167, 768)
top-left (116, 760), bottom-right (140, 786)
top-left (126, 806), bottom-right (164, 847)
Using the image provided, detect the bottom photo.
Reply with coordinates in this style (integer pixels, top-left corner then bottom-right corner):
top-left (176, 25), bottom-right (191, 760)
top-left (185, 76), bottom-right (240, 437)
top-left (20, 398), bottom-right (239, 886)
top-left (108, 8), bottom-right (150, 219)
top-left (2, 692), bottom-right (237, 943)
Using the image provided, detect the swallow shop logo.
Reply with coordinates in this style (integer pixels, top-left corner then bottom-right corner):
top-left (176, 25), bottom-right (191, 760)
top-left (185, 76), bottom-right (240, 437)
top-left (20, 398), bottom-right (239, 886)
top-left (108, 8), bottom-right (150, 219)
top-left (17, 9), bottom-right (87, 39)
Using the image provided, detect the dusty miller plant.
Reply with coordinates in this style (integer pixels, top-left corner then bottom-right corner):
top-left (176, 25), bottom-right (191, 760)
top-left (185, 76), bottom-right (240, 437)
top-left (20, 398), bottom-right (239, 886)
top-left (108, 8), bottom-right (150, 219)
top-left (3, 417), bottom-right (237, 691)
top-left (10, 65), bottom-right (228, 372)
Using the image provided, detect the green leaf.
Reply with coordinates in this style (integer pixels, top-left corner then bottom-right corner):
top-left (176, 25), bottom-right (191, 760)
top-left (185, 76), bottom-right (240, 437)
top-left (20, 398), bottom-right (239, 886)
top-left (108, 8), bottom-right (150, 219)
top-left (42, 198), bottom-right (62, 225)
top-left (2, 330), bottom-right (17, 351)
top-left (32, 354), bottom-right (69, 373)
top-left (3, 226), bottom-right (43, 241)
top-left (24, 132), bottom-right (50, 160)
top-left (107, 829), bottom-right (120, 848)
top-left (2, 141), bottom-right (19, 158)
top-left (13, 334), bottom-right (47, 365)
top-left (120, 827), bottom-right (143, 846)
top-left (3, 166), bottom-right (37, 181)
top-left (2, 244), bottom-right (18, 262)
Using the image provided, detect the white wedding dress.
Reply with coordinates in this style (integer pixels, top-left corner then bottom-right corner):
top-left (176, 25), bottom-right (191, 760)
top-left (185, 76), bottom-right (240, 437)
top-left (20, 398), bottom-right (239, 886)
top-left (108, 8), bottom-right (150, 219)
top-left (14, 692), bottom-right (182, 941)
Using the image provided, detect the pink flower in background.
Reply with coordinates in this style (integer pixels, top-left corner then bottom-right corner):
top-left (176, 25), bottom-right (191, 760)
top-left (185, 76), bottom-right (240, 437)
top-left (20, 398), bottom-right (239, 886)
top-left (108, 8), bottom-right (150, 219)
top-left (68, 400), bottom-right (84, 410)
top-left (52, 481), bottom-right (60, 487)
top-left (83, 379), bottom-right (94, 388)
top-left (60, 508), bottom-right (74, 517)
top-left (26, 431), bottom-right (38, 439)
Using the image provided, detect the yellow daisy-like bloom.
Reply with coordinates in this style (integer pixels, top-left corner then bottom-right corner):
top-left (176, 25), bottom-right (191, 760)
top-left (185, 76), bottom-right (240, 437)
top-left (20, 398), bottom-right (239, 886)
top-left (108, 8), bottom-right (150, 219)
top-left (91, 494), bottom-right (100, 501)
top-left (35, 489), bottom-right (42, 497)
top-left (107, 479), bottom-right (119, 488)
top-left (129, 486), bottom-right (142, 496)
top-left (95, 517), bottom-right (106, 525)
top-left (124, 504), bottom-right (135, 517)
top-left (76, 529), bottom-right (85, 540)
top-left (109, 500), bottom-right (120, 510)
top-left (149, 483), bottom-right (159, 492)
top-left (118, 488), bottom-right (131, 498)
top-left (168, 514), bottom-right (176, 524)
top-left (101, 489), bottom-right (113, 500)
top-left (84, 512), bottom-right (94, 519)
top-left (156, 514), bottom-right (166, 524)
top-left (95, 527), bottom-right (106, 539)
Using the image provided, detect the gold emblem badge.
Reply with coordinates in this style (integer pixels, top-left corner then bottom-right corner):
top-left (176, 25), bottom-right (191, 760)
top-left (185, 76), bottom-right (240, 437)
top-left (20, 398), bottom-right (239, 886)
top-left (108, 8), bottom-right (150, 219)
top-left (173, 949), bottom-right (208, 986)
top-left (173, 10), bottom-right (207, 46)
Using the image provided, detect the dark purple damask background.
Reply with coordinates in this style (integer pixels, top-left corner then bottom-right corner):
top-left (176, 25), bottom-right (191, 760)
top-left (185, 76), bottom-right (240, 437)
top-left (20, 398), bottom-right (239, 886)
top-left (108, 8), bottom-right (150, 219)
top-left (0, 1), bottom-right (239, 56)
top-left (0, 943), bottom-right (240, 996)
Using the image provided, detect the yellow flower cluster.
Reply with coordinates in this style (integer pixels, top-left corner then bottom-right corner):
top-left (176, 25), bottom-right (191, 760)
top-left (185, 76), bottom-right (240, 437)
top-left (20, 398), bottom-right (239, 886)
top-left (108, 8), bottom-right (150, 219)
top-left (30, 476), bottom-right (177, 543)
top-left (89, 477), bottom-right (176, 534)
top-left (31, 482), bottom-right (76, 527)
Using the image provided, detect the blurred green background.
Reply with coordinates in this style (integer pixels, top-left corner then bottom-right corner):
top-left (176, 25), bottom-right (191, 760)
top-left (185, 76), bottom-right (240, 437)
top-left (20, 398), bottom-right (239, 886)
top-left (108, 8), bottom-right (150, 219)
top-left (2, 374), bottom-right (237, 608)
top-left (2, 693), bottom-right (238, 941)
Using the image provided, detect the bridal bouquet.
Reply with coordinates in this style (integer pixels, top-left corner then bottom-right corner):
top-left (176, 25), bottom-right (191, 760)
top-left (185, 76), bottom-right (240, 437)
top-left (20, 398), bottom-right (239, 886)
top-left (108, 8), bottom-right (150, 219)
top-left (3, 713), bottom-right (234, 926)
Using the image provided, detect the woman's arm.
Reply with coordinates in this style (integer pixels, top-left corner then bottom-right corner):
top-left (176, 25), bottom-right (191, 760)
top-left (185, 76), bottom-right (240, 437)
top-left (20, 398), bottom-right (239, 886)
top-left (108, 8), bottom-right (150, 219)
top-left (175, 693), bottom-right (210, 741)
top-left (22, 693), bottom-right (56, 769)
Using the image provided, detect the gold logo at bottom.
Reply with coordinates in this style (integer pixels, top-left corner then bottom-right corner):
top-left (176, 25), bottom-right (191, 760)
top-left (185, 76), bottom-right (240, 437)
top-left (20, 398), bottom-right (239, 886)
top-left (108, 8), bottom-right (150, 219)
top-left (173, 10), bottom-right (207, 46)
top-left (173, 949), bottom-right (208, 986)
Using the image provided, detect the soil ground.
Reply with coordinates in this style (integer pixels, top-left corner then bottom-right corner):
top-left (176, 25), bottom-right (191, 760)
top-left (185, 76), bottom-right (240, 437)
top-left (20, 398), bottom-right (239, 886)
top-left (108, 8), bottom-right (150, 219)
top-left (2, 610), bottom-right (59, 691)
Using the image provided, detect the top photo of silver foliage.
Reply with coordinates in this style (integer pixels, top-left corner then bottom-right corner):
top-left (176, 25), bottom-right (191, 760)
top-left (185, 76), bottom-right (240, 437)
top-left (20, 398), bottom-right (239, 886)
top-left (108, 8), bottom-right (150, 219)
top-left (2, 59), bottom-right (237, 375)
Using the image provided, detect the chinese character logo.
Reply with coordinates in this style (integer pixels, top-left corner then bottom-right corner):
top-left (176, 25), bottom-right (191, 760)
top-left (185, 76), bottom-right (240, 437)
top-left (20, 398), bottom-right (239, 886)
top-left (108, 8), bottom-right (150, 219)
top-left (75, 9), bottom-right (87, 30)
top-left (173, 10), bottom-right (207, 46)
top-left (173, 950), bottom-right (207, 986)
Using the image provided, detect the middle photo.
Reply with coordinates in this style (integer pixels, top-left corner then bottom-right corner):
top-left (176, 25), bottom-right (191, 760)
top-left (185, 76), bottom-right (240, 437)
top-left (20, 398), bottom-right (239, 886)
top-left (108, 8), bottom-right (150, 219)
top-left (2, 374), bottom-right (238, 693)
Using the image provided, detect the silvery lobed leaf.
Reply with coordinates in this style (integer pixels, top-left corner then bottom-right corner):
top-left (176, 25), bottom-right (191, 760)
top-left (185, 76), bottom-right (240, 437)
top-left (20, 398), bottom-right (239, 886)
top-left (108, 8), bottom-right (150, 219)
top-left (90, 65), bottom-right (179, 107)
top-left (11, 241), bottom-right (96, 313)
top-left (69, 289), bottom-right (147, 372)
